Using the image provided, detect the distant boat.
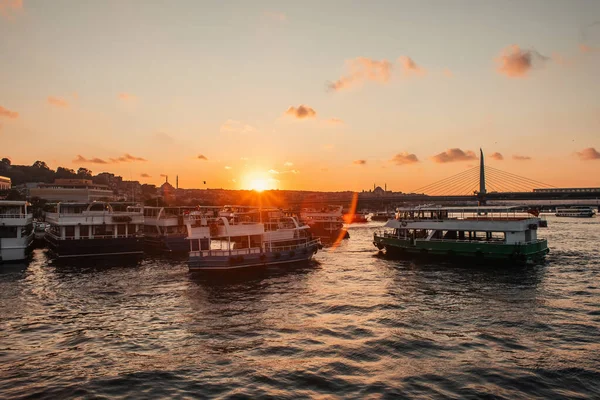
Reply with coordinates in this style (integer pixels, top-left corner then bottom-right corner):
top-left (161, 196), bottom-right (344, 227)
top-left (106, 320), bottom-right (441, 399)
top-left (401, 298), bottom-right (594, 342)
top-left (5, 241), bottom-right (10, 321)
top-left (45, 202), bottom-right (144, 258)
top-left (370, 210), bottom-right (395, 222)
top-left (346, 213), bottom-right (368, 223)
top-left (373, 205), bottom-right (549, 264)
top-left (185, 208), bottom-right (320, 271)
top-left (0, 200), bottom-right (33, 262)
top-left (299, 206), bottom-right (349, 242)
top-left (555, 207), bottom-right (595, 218)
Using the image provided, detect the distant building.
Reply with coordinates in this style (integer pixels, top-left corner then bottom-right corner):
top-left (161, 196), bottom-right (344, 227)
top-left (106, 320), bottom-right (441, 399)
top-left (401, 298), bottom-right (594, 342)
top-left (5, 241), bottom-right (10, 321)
top-left (30, 178), bottom-right (114, 202)
top-left (0, 175), bottom-right (10, 190)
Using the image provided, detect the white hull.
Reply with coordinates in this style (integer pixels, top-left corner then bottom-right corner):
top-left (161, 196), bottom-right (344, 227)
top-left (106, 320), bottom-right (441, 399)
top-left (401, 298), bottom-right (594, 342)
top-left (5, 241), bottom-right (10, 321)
top-left (0, 233), bottom-right (33, 262)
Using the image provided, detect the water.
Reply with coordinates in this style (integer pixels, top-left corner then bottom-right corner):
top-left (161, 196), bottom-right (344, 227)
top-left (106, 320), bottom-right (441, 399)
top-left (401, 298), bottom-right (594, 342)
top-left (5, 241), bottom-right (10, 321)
top-left (1, 216), bottom-right (599, 399)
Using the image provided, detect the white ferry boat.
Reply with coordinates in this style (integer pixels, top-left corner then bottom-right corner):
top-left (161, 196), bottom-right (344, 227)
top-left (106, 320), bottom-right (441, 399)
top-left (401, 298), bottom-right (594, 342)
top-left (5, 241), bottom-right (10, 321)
top-left (555, 207), bottom-right (595, 218)
top-left (0, 201), bottom-right (33, 262)
top-left (45, 202), bottom-right (144, 258)
top-left (373, 206), bottom-right (549, 264)
top-left (185, 208), bottom-right (320, 271)
top-left (299, 206), bottom-right (348, 243)
top-left (138, 206), bottom-right (220, 252)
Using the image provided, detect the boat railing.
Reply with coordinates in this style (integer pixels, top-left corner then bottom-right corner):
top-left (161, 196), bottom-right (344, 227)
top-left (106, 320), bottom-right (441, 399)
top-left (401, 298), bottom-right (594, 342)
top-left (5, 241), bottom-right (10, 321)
top-left (0, 213), bottom-right (32, 219)
top-left (190, 247), bottom-right (263, 258)
top-left (267, 239), bottom-right (320, 252)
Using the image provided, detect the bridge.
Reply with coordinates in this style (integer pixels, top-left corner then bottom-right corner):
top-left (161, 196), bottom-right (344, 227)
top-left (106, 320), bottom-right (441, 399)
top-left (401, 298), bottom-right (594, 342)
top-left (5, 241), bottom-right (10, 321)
top-left (288, 150), bottom-right (600, 210)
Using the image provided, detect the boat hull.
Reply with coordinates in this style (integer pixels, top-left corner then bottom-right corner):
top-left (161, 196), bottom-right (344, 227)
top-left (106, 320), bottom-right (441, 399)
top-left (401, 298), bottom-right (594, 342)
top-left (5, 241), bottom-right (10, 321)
top-left (144, 235), bottom-right (189, 253)
top-left (0, 233), bottom-right (34, 263)
top-left (46, 236), bottom-right (144, 258)
top-left (188, 244), bottom-right (319, 272)
top-left (374, 235), bottom-right (549, 264)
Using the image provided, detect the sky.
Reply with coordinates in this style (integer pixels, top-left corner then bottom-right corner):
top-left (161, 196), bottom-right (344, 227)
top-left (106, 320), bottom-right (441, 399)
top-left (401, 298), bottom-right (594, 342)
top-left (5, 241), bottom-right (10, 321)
top-left (1, 0), bottom-right (600, 192)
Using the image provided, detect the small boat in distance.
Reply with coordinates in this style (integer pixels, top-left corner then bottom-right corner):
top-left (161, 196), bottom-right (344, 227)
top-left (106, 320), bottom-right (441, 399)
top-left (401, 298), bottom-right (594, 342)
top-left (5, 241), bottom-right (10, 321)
top-left (555, 206), bottom-right (595, 218)
top-left (373, 206), bottom-right (549, 264)
top-left (45, 202), bottom-right (144, 258)
top-left (346, 213), bottom-right (368, 223)
top-left (370, 210), bottom-right (395, 222)
top-left (185, 208), bottom-right (320, 271)
top-left (300, 206), bottom-right (349, 243)
top-left (0, 201), bottom-right (33, 262)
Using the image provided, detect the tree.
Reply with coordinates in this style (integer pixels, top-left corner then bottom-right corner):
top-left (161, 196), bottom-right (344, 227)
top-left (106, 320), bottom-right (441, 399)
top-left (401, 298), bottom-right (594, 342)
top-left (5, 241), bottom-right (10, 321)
top-left (77, 167), bottom-right (92, 179)
top-left (56, 167), bottom-right (77, 179)
top-left (32, 160), bottom-right (49, 170)
top-left (1, 158), bottom-right (11, 166)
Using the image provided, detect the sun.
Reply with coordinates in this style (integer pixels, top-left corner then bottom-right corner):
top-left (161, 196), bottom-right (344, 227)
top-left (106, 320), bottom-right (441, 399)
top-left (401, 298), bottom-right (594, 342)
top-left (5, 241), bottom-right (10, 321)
top-left (249, 178), bottom-right (268, 192)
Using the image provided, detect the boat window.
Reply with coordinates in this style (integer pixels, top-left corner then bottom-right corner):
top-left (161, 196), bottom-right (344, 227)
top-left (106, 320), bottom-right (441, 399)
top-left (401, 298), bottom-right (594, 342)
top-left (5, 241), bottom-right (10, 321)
top-left (80, 225), bottom-right (89, 237)
top-left (65, 226), bottom-right (75, 238)
top-left (118, 224), bottom-right (126, 235)
top-left (0, 226), bottom-right (18, 238)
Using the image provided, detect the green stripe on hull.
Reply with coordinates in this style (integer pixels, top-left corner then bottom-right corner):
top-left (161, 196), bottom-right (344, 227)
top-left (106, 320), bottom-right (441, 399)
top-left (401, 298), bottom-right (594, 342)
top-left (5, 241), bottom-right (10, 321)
top-left (374, 236), bottom-right (549, 263)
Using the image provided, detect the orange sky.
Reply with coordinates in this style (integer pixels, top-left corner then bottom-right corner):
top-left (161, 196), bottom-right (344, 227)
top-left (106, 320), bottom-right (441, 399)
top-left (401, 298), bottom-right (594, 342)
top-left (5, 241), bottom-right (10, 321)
top-left (1, 1), bottom-right (599, 191)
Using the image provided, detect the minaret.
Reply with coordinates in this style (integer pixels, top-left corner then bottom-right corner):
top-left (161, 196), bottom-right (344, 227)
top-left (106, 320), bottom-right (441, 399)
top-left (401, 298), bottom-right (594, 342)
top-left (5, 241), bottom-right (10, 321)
top-left (176, 175), bottom-right (179, 189)
top-left (385, 183), bottom-right (387, 192)
top-left (478, 148), bottom-right (487, 205)
top-left (166, 175), bottom-right (168, 183)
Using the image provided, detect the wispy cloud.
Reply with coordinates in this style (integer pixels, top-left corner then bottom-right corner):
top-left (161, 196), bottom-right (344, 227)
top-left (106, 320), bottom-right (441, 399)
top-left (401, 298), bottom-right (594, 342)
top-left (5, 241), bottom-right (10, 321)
top-left (0, 105), bottom-right (18, 119)
top-left (220, 119), bottom-right (257, 134)
top-left (118, 93), bottom-right (136, 101)
top-left (328, 118), bottom-right (344, 125)
top-left (512, 154), bottom-right (532, 161)
top-left (285, 105), bottom-right (317, 119)
top-left (153, 132), bottom-right (174, 143)
top-left (197, 154), bottom-right (208, 161)
top-left (224, 166), bottom-right (232, 170)
top-left (443, 68), bottom-right (453, 78)
top-left (328, 57), bottom-right (393, 91)
top-left (391, 152), bottom-right (419, 165)
top-left (0, 0), bottom-right (22, 19)
top-left (353, 159), bottom-right (367, 165)
top-left (490, 152), bottom-right (504, 160)
top-left (284, 161), bottom-right (293, 167)
top-left (398, 56), bottom-right (426, 76)
top-left (47, 96), bottom-right (69, 108)
top-left (140, 173), bottom-right (151, 178)
top-left (109, 153), bottom-right (147, 163)
top-left (73, 155), bottom-right (109, 164)
top-left (576, 147), bottom-right (600, 160)
top-left (496, 45), bottom-right (549, 78)
top-left (268, 169), bottom-right (279, 174)
top-left (431, 148), bottom-right (477, 163)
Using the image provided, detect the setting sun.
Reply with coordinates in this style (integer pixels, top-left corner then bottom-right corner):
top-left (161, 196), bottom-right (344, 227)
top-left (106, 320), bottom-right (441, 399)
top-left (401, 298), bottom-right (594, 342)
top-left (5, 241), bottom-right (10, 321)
top-left (249, 178), bottom-right (268, 192)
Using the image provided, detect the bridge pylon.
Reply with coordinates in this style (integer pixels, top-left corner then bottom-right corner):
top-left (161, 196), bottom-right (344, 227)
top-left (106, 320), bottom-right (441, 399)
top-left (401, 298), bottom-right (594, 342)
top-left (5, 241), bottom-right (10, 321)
top-left (477, 148), bottom-right (487, 206)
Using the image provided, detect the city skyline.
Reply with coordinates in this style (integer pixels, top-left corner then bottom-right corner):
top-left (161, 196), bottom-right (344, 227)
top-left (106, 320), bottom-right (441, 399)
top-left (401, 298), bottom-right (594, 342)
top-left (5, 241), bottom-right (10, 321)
top-left (1, 0), bottom-right (600, 191)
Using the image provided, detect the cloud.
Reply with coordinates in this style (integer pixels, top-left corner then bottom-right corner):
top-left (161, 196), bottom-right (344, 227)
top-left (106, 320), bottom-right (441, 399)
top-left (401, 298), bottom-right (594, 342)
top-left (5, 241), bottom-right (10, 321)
top-left (391, 152), bottom-right (419, 165)
top-left (140, 173), bottom-right (151, 178)
top-left (512, 154), bottom-right (532, 161)
top-left (73, 155), bottom-right (109, 164)
top-left (0, 105), bottom-right (18, 119)
top-left (443, 68), bottom-right (453, 78)
top-left (224, 166), bottom-right (232, 170)
top-left (398, 56), bottom-right (426, 76)
top-left (197, 154), bottom-right (208, 160)
top-left (153, 132), bottom-right (174, 143)
top-left (353, 159), bottom-right (367, 165)
top-left (576, 147), bottom-right (600, 160)
top-left (328, 118), bottom-right (344, 125)
top-left (47, 96), bottom-right (69, 108)
top-left (220, 119), bottom-right (257, 134)
top-left (431, 148), bottom-right (477, 163)
top-left (285, 105), bottom-right (317, 119)
top-left (118, 93), bottom-right (136, 101)
top-left (496, 45), bottom-right (549, 78)
top-left (109, 153), bottom-right (147, 163)
top-left (268, 169), bottom-right (279, 174)
top-left (0, 0), bottom-right (22, 18)
top-left (284, 161), bottom-right (293, 166)
top-left (490, 152), bottom-right (504, 160)
top-left (263, 11), bottom-right (286, 22)
top-left (327, 57), bottom-right (393, 91)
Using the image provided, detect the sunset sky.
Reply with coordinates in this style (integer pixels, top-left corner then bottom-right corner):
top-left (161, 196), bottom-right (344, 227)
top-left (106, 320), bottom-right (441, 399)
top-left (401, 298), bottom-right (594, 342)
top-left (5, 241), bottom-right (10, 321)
top-left (1, 0), bottom-right (600, 191)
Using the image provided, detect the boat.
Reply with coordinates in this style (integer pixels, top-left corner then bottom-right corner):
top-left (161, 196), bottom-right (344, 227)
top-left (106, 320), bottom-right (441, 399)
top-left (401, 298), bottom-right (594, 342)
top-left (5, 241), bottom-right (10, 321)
top-left (373, 205), bottom-right (549, 264)
top-left (299, 206), bottom-right (349, 243)
top-left (370, 210), bottom-right (395, 222)
top-left (185, 208), bottom-right (320, 271)
top-left (346, 213), bottom-right (369, 223)
top-left (139, 206), bottom-right (219, 252)
top-left (0, 201), bottom-right (33, 262)
top-left (33, 221), bottom-right (49, 248)
top-left (555, 206), bottom-right (595, 218)
top-left (45, 202), bottom-right (144, 258)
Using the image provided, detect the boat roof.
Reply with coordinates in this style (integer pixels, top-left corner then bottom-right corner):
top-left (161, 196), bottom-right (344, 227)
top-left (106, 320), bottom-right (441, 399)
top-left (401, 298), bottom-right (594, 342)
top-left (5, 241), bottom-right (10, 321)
top-left (0, 200), bottom-right (30, 206)
top-left (397, 205), bottom-right (522, 212)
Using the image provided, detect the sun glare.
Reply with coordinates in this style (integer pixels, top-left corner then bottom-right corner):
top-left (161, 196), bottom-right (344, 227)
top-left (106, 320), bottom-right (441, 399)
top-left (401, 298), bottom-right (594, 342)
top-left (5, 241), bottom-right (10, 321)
top-left (250, 179), bottom-right (268, 192)
top-left (242, 171), bottom-right (276, 192)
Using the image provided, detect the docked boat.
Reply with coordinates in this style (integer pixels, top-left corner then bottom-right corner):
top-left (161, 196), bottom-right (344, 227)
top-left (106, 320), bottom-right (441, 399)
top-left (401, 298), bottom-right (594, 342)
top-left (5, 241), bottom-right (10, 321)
top-left (373, 206), bottom-right (549, 264)
top-left (555, 206), bottom-right (595, 218)
top-left (45, 202), bottom-right (144, 258)
top-left (299, 206), bottom-right (349, 243)
top-left (0, 201), bottom-right (33, 262)
top-left (139, 206), bottom-right (219, 252)
top-left (185, 208), bottom-right (320, 271)
top-left (370, 210), bottom-right (395, 222)
top-left (347, 213), bottom-right (369, 223)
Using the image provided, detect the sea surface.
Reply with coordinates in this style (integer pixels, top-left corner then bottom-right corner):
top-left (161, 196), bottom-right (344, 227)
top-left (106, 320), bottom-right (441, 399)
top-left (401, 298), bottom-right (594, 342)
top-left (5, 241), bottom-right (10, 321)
top-left (1, 216), bottom-right (599, 399)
